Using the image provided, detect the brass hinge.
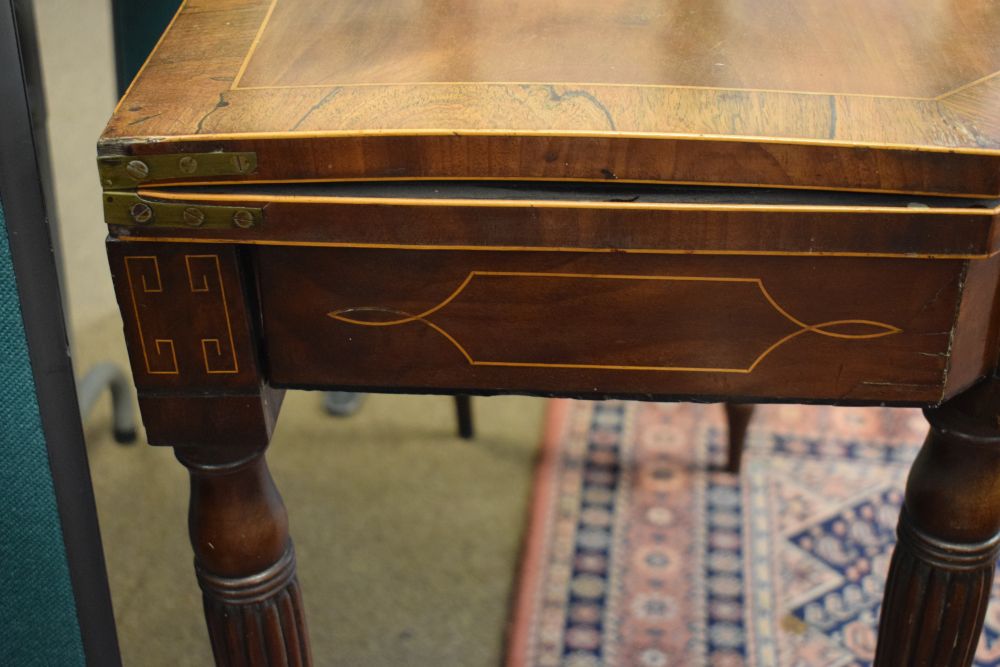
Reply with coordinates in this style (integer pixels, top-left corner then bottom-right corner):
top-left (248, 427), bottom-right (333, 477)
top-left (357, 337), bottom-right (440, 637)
top-left (103, 191), bottom-right (264, 231)
top-left (97, 151), bottom-right (257, 189)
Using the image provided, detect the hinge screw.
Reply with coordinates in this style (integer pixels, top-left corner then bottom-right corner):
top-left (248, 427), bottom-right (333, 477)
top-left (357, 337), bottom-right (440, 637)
top-left (232, 209), bottom-right (255, 229)
top-left (125, 160), bottom-right (149, 180)
top-left (129, 203), bottom-right (154, 224)
top-left (183, 207), bottom-right (206, 227)
top-left (178, 156), bottom-right (199, 174)
top-left (231, 154), bottom-right (253, 174)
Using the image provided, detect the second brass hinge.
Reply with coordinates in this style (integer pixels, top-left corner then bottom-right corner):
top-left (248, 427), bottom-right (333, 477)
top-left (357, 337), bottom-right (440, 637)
top-left (103, 192), bottom-right (263, 231)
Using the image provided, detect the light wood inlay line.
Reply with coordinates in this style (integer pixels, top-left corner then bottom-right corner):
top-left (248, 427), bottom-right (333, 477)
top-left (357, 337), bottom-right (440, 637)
top-left (231, 0), bottom-right (278, 91)
top-left (124, 255), bottom-right (180, 375)
top-left (327, 271), bottom-right (901, 374)
top-left (936, 70), bottom-right (1000, 101)
top-left (185, 254), bottom-right (241, 374)
top-left (112, 235), bottom-right (1000, 262)
top-left (125, 129), bottom-right (1000, 156)
top-left (229, 76), bottom-right (1000, 103)
top-left (135, 188), bottom-right (1000, 215)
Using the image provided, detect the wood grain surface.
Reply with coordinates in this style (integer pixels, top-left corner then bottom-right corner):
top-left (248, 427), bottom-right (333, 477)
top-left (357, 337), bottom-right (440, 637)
top-left (99, 0), bottom-right (1000, 196)
top-left (238, 0), bottom-right (998, 97)
top-left (108, 184), bottom-right (1000, 259)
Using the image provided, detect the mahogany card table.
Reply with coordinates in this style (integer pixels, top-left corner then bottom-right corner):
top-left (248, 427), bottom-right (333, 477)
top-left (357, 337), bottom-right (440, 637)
top-left (99, 1), bottom-right (1000, 664)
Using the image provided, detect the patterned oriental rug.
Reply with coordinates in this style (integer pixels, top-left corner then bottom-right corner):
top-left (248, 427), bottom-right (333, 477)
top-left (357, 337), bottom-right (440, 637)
top-left (507, 400), bottom-right (1000, 667)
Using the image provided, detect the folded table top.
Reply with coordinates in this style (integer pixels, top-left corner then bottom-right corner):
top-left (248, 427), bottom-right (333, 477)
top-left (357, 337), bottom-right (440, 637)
top-left (100, 0), bottom-right (1000, 197)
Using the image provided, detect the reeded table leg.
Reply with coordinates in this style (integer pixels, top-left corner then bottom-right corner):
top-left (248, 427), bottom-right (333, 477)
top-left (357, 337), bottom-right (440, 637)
top-left (176, 444), bottom-right (312, 667)
top-left (875, 382), bottom-right (1000, 666)
top-left (105, 241), bottom-right (307, 663)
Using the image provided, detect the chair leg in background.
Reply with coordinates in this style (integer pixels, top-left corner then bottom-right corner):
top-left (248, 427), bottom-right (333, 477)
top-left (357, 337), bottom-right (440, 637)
top-left (723, 403), bottom-right (755, 473)
top-left (455, 395), bottom-right (474, 440)
top-left (77, 361), bottom-right (137, 444)
top-left (323, 391), bottom-right (366, 417)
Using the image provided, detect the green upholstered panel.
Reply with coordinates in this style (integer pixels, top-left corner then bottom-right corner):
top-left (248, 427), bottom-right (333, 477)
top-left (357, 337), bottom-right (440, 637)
top-left (0, 198), bottom-right (86, 666)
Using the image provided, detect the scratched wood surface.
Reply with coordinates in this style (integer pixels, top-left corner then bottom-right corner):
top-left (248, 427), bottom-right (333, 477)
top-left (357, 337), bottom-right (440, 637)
top-left (253, 246), bottom-right (999, 404)
top-left (99, 0), bottom-right (1000, 196)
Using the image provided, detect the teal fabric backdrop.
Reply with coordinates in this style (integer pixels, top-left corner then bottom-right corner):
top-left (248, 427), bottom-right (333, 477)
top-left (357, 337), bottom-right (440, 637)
top-left (0, 198), bottom-right (86, 665)
top-left (113, 0), bottom-right (182, 94)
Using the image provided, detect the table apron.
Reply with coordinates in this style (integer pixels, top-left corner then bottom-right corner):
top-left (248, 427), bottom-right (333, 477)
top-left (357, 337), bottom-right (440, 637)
top-left (252, 246), bottom-right (1000, 405)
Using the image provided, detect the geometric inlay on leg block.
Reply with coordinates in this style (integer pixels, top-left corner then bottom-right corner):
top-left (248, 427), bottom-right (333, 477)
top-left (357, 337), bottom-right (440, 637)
top-left (107, 241), bottom-right (261, 392)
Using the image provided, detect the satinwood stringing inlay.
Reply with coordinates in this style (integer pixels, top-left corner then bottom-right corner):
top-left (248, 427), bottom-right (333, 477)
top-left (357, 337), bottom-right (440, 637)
top-left (326, 271), bottom-right (901, 373)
